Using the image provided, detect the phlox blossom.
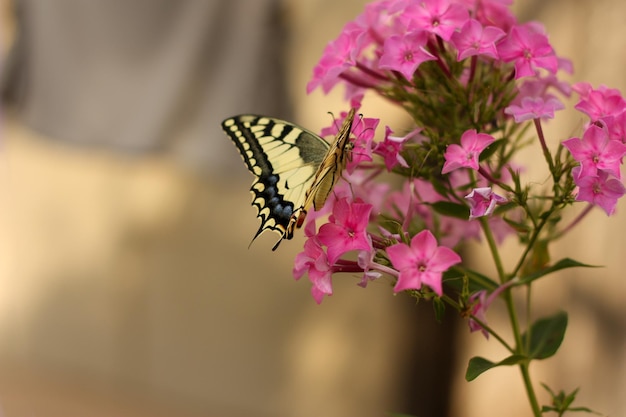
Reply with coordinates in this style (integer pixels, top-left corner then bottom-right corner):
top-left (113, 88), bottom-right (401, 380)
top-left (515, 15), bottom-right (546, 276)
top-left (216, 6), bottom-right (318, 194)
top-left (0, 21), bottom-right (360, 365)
top-left (465, 187), bottom-right (507, 219)
top-left (504, 95), bottom-right (565, 122)
top-left (348, 114), bottom-right (378, 173)
top-left (563, 124), bottom-right (626, 179)
top-left (437, 215), bottom-right (481, 248)
top-left (293, 237), bottom-right (334, 304)
top-left (332, 170), bottom-right (390, 216)
top-left (468, 280), bottom-right (514, 339)
top-left (573, 82), bottom-right (626, 121)
top-left (317, 197), bottom-right (373, 264)
top-left (319, 110), bottom-right (378, 173)
top-left (378, 30), bottom-right (436, 81)
top-left (497, 23), bottom-right (558, 79)
top-left (601, 109), bottom-right (626, 144)
top-left (450, 18), bottom-right (505, 61)
top-left (373, 126), bottom-right (411, 171)
top-left (356, 243), bottom-right (382, 288)
top-left (387, 230), bottom-right (462, 296)
top-left (572, 167), bottom-right (626, 216)
top-left (468, 0), bottom-right (517, 31)
top-left (404, 0), bottom-right (470, 41)
top-left (306, 30), bottom-right (356, 94)
top-left (442, 129), bottom-right (495, 174)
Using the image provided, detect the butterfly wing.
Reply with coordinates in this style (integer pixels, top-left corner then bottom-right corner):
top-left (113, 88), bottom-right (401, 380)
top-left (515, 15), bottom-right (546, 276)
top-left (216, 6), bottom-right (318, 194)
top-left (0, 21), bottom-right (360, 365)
top-left (309, 108), bottom-right (356, 211)
top-left (222, 115), bottom-right (330, 247)
top-left (286, 108), bottom-right (356, 234)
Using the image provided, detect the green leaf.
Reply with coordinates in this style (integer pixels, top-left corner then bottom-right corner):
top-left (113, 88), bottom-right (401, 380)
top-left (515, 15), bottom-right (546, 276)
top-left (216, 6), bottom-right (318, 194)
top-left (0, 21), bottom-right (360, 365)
top-left (515, 258), bottom-right (599, 286)
top-left (493, 201), bottom-right (518, 216)
top-left (522, 311), bottom-right (568, 359)
top-left (540, 384), bottom-right (603, 415)
top-left (465, 355), bottom-right (526, 381)
top-left (479, 138), bottom-right (505, 160)
top-left (433, 296), bottom-right (446, 322)
top-left (567, 406), bottom-right (602, 414)
top-left (443, 267), bottom-right (499, 293)
top-left (431, 179), bottom-right (452, 201)
top-left (521, 239), bottom-right (550, 276)
top-left (501, 215), bottom-right (532, 234)
top-left (430, 201), bottom-right (470, 219)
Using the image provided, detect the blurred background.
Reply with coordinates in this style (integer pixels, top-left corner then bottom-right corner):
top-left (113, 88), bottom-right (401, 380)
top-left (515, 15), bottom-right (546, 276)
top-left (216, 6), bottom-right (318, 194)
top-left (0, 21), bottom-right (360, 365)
top-left (0, 1), bottom-right (624, 416)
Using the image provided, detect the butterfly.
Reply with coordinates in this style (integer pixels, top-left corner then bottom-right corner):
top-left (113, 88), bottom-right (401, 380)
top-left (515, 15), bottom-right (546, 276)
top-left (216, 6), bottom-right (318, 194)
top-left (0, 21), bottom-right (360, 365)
top-left (222, 108), bottom-right (356, 250)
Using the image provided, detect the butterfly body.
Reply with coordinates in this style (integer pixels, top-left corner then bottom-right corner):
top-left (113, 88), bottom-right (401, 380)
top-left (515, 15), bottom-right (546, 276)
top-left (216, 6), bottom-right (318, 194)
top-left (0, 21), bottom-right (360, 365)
top-left (222, 108), bottom-right (355, 250)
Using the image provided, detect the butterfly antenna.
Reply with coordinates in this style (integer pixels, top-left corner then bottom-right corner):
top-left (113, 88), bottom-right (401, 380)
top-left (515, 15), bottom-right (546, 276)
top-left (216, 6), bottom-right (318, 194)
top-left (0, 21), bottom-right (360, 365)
top-left (323, 111), bottom-right (339, 133)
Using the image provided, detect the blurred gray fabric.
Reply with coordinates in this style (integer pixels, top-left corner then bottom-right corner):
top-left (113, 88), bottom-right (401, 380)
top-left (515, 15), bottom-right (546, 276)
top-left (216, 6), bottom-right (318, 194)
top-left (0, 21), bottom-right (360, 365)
top-left (2, 0), bottom-right (291, 174)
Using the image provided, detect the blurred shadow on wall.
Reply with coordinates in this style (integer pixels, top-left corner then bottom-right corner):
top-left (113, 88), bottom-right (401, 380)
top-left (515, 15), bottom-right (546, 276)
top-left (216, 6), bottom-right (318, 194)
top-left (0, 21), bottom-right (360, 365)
top-left (0, 1), bottom-right (458, 416)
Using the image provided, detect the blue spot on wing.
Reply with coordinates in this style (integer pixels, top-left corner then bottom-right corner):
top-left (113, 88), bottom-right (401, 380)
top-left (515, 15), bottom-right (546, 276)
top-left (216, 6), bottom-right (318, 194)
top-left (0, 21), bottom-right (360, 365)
top-left (252, 173), bottom-right (294, 237)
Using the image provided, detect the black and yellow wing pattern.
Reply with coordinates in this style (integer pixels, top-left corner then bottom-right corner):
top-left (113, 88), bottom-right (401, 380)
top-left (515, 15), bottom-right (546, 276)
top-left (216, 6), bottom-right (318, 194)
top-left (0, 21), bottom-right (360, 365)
top-left (222, 108), bottom-right (355, 250)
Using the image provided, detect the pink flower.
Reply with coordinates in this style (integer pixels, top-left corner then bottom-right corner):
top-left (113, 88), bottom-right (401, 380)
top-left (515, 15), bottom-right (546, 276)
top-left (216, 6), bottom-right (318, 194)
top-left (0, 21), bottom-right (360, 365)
top-left (515, 74), bottom-right (572, 101)
top-left (450, 19), bottom-right (506, 61)
top-left (386, 179), bottom-right (433, 231)
top-left (293, 238), bottom-right (334, 304)
top-left (464, 187), bottom-right (507, 219)
top-left (563, 124), bottom-right (626, 179)
top-left (356, 244), bottom-right (382, 288)
top-left (373, 126), bottom-right (411, 171)
top-left (307, 30), bottom-right (356, 94)
top-left (469, 0), bottom-right (517, 31)
top-left (497, 23), bottom-right (558, 79)
top-left (320, 109), bottom-right (356, 137)
top-left (573, 83), bottom-right (626, 121)
top-left (387, 230), bottom-right (462, 296)
top-left (379, 30), bottom-right (436, 81)
top-left (332, 170), bottom-right (390, 216)
top-left (437, 215), bottom-right (481, 248)
top-left (318, 110), bottom-right (377, 174)
top-left (573, 167), bottom-right (626, 216)
top-left (468, 281), bottom-right (514, 339)
top-left (504, 95), bottom-right (565, 122)
top-left (317, 198), bottom-right (373, 265)
top-left (442, 129), bottom-right (495, 174)
top-left (601, 109), bottom-right (626, 144)
top-left (348, 115), bottom-right (378, 173)
top-left (404, 0), bottom-right (470, 41)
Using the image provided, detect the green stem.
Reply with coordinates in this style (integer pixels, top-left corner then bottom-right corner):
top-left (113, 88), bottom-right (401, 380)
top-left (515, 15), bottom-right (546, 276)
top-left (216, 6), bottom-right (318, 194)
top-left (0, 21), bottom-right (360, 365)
top-left (451, 265), bottom-right (498, 291)
top-left (503, 290), bottom-right (523, 350)
top-left (503, 288), bottom-right (541, 416)
top-left (471, 170), bottom-right (508, 284)
top-left (470, 314), bottom-right (515, 353)
top-left (525, 284), bottom-right (533, 353)
top-left (481, 210), bottom-right (541, 415)
top-left (534, 118), bottom-right (555, 173)
top-left (520, 362), bottom-right (542, 416)
top-left (511, 213), bottom-right (549, 278)
top-left (440, 292), bottom-right (514, 352)
top-left (480, 217), bottom-right (506, 283)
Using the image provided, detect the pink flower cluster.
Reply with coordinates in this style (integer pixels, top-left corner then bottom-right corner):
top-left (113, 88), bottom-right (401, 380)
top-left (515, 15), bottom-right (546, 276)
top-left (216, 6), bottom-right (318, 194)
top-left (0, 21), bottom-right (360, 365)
top-left (293, 0), bottom-right (625, 339)
top-left (308, 0), bottom-right (566, 110)
top-left (292, 116), bottom-right (508, 304)
top-left (562, 84), bottom-right (626, 215)
top-left (293, 195), bottom-right (462, 304)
